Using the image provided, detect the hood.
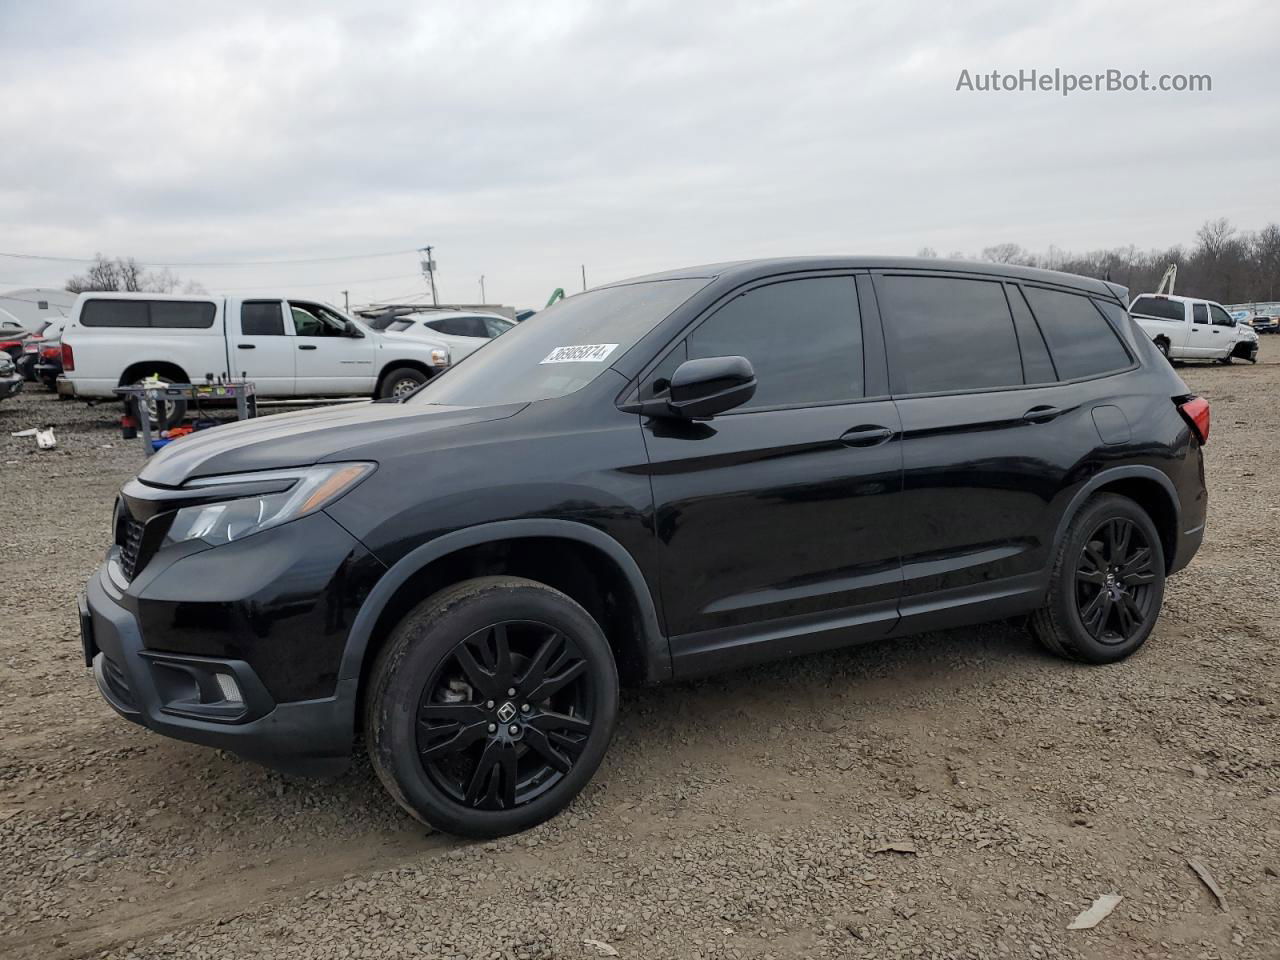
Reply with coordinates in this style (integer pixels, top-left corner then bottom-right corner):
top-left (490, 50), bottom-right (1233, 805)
top-left (138, 399), bottom-right (526, 487)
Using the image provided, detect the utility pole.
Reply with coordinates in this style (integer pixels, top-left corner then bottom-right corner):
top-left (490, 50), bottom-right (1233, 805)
top-left (419, 245), bottom-right (439, 306)
top-left (479, 275), bottom-right (486, 303)
top-left (342, 290), bottom-right (350, 313)
top-left (581, 264), bottom-right (587, 291)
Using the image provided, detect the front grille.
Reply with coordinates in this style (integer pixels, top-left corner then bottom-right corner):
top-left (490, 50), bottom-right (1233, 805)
top-left (101, 655), bottom-right (138, 711)
top-left (120, 518), bottom-right (145, 580)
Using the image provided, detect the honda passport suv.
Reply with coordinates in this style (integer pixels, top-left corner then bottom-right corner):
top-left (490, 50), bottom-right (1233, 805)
top-left (79, 257), bottom-right (1208, 838)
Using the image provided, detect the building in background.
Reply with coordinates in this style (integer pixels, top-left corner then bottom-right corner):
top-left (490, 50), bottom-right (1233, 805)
top-left (0, 288), bottom-right (78, 335)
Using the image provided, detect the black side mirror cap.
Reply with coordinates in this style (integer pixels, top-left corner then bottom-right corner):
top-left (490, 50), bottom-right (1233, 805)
top-left (624, 356), bottom-right (754, 420)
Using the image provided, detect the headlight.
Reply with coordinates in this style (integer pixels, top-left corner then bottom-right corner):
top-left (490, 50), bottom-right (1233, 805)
top-left (164, 462), bottom-right (374, 547)
top-left (431, 348), bottom-right (450, 366)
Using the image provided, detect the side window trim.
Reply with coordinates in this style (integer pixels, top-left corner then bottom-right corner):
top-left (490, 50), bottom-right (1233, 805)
top-left (626, 270), bottom-right (877, 414)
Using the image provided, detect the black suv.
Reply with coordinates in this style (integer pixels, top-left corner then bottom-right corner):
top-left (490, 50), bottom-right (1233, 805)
top-left (80, 257), bottom-right (1208, 837)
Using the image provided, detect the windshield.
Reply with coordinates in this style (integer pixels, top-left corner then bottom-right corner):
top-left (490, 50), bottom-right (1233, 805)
top-left (410, 278), bottom-right (708, 407)
top-left (364, 312), bottom-right (405, 331)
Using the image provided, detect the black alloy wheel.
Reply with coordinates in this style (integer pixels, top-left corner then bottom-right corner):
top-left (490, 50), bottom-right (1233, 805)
top-left (1073, 517), bottom-right (1158, 644)
top-left (365, 576), bottom-right (618, 837)
top-left (417, 621), bottom-right (595, 810)
top-left (1030, 493), bottom-right (1166, 664)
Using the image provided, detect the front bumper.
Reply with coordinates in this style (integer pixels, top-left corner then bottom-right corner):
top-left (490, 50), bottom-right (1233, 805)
top-left (81, 554), bottom-right (359, 778)
top-left (0, 375), bottom-right (22, 400)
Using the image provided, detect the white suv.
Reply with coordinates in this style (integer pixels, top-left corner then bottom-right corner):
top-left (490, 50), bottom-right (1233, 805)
top-left (376, 311), bottom-right (515, 362)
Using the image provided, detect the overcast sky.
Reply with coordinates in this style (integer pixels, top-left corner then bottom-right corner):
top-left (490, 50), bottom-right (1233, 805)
top-left (2, 0), bottom-right (1277, 308)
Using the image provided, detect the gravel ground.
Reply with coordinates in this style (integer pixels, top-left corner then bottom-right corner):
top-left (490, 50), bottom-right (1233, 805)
top-left (1, 349), bottom-right (1277, 960)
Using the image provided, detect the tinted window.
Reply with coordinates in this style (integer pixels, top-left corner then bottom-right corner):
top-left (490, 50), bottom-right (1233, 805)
top-left (241, 301), bottom-right (285, 336)
top-left (80, 300), bottom-right (149, 327)
top-left (1022, 287), bottom-right (1132, 380)
top-left (149, 301), bottom-right (215, 328)
top-left (80, 299), bottom-right (215, 328)
top-left (1130, 296), bottom-right (1184, 322)
top-left (1210, 305), bottom-right (1233, 326)
top-left (483, 317), bottom-right (514, 338)
top-left (687, 277), bottom-right (863, 409)
top-left (879, 276), bottom-right (1022, 394)
top-left (1007, 286), bottom-right (1056, 383)
top-left (387, 319), bottom-right (414, 332)
top-left (412, 278), bottom-right (708, 406)
top-left (1192, 303), bottom-right (1208, 324)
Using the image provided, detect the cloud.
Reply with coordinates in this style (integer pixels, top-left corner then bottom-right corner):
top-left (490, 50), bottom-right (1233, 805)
top-left (1, 0), bottom-right (1277, 307)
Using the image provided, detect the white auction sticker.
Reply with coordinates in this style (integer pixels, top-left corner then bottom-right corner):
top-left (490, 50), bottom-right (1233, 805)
top-left (540, 343), bottom-right (619, 364)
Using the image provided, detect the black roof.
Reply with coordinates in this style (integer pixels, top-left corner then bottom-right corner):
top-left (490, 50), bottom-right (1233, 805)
top-left (603, 256), bottom-right (1118, 298)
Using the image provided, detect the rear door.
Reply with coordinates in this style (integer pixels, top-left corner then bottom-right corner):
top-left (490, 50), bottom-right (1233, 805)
top-left (287, 300), bottom-right (376, 395)
top-left (226, 298), bottom-right (295, 395)
top-left (875, 272), bottom-right (1133, 632)
top-left (1185, 302), bottom-right (1216, 357)
top-left (641, 273), bottom-right (904, 675)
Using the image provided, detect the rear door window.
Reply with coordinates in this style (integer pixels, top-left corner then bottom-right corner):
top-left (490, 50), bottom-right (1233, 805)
top-left (686, 276), bottom-right (863, 410)
top-left (878, 275), bottom-right (1022, 394)
top-left (241, 301), bottom-right (285, 336)
top-left (1192, 303), bottom-right (1208, 324)
top-left (1021, 287), bottom-right (1132, 380)
top-left (1007, 286), bottom-right (1056, 383)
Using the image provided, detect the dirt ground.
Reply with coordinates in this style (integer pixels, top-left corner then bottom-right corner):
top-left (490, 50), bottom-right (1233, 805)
top-left (1, 347), bottom-right (1277, 960)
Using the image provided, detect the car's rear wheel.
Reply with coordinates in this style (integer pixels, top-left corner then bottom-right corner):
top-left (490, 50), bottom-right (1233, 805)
top-left (1154, 338), bottom-right (1171, 360)
top-left (365, 576), bottom-right (618, 837)
top-left (1031, 494), bottom-right (1165, 664)
top-left (128, 375), bottom-right (187, 431)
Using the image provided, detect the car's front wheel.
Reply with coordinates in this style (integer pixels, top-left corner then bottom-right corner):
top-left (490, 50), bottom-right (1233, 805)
top-left (1031, 494), bottom-right (1166, 664)
top-left (365, 577), bottom-right (618, 837)
top-left (378, 366), bottom-right (429, 399)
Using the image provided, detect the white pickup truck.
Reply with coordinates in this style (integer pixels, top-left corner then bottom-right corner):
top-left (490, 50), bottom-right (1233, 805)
top-left (1128, 293), bottom-right (1255, 363)
top-left (58, 292), bottom-right (453, 411)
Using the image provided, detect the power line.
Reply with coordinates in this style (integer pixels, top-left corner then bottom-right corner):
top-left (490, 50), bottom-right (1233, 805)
top-left (0, 248), bottom-right (419, 268)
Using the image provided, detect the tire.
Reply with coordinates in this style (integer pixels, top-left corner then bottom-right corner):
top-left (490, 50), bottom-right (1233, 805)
top-left (1218, 354), bottom-right (1233, 365)
top-left (1154, 338), bottom-right (1171, 361)
top-left (379, 366), bottom-right (429, 399)
top-left (364, 576), bottom-right (619, 838)
top-left (127, 375), bottom-right (186, 430)
top-left (1030, 494), bottom-right (1166, 664)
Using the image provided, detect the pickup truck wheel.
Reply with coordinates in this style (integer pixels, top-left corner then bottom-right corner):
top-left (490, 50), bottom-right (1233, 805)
top-left (1218, 354), bottom-right (1233, 365)
top-left (128, 376), bottom-right (187, 430)
top-left (379, 366), bottom-right (429, 399)
top-left (1030, 494), bottom-right (1165, 664)
top-left (1154, 338), bottom-right (1170, 360)
top-left (364, 576), bottom-right (619, 838)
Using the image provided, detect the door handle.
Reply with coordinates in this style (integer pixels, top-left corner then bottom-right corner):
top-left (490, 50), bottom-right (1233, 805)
top-left (839, 425), bottom-right (893, 447)
top-left (237, 344), bottom-right (255, 349)
top-left (298, 344), bottom-right (318, 350)
top-left (1022, 405), bottom-right (1064, 424)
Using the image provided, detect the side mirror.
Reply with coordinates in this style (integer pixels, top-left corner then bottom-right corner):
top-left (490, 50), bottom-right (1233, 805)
top-left (664, 356), bottom-right (756, 419)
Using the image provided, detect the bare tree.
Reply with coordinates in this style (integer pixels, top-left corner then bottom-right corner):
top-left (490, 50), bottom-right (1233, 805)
top-left (980, 243), bottom-right (1034, 266)
top-left (66, 255), bottom-right (198, 295)
top-left (916, 246), bottom-right (938, 259)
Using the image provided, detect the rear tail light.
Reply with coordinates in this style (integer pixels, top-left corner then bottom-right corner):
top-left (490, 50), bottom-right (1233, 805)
top-left (61, 342), bottom-right (75, 371)
top-left (41, 346), bottom-right (60, 360)
top-left (1177, 395), bottom-right (1210, 444)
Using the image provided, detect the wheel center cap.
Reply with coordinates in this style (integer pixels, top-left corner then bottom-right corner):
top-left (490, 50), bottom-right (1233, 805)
top-left (496, 702), bottom-right (517, 724)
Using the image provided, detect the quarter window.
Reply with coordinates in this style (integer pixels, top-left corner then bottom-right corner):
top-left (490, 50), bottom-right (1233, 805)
top-left (878, 275), bottom-right (1022, 394)
top-left (686, 277), bottom-right (863, 410)
top-left (1021, 287), bottom-right (1132, 380)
